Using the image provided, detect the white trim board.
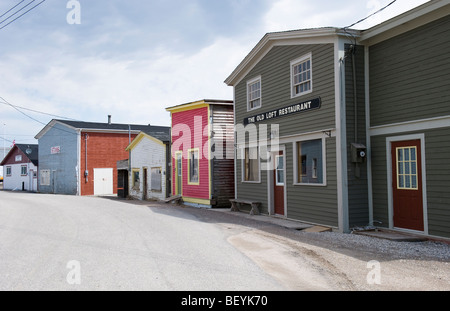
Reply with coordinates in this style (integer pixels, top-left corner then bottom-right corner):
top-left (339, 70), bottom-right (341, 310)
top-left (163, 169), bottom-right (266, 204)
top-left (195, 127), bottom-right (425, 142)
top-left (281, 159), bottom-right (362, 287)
top-left (370, 115), bottom-right (450, 137)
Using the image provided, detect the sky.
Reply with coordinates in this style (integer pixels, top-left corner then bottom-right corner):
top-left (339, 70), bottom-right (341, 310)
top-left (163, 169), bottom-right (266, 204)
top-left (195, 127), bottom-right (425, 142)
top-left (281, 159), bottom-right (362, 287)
top-left (0, 0), bottom-right (430, 150)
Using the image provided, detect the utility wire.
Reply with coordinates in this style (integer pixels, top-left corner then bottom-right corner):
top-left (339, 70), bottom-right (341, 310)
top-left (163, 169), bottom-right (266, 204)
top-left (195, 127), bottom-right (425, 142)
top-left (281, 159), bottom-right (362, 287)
top-left (0, 0), bottom-right (27, 19)
top-left (0, 0), bottom-right (36, 24)
top-left (0, 99), bottom-right (80, 121)
top-left (0, 0), bottom-right (45, 30)
top-left (0, 96), bottom-right (83, 138)
top-left (345, 0), bottom-right (397, 29)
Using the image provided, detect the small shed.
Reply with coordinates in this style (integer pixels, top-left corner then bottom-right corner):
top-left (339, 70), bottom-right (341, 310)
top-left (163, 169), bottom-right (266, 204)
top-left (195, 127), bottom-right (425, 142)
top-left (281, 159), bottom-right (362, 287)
top-left (125, 130), bottom-right (171, 201)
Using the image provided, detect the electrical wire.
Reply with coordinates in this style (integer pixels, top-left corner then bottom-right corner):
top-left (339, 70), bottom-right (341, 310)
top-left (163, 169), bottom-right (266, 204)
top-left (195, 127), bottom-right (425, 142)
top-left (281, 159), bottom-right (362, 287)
top-left (345, 0), bottom-right (397, 29)
top-left (0, 99), bottom-right (80, 121)
top-left (342, 0), bottom-right (397, 47)
top-left (0, 0), bottom-right (27, 19)
top-left (0, 0), bottom-right (46, 30)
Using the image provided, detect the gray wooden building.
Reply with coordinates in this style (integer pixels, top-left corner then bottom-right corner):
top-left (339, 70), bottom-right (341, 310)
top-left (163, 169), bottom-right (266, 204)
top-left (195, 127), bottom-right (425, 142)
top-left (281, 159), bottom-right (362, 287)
top-left (225, 0), bottom-right (450, 239)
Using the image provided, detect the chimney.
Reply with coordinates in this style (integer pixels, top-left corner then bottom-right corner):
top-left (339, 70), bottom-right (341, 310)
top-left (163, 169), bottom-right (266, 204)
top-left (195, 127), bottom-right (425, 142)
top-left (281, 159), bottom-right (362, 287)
top-left (108, 115), bottom-right (111, 125)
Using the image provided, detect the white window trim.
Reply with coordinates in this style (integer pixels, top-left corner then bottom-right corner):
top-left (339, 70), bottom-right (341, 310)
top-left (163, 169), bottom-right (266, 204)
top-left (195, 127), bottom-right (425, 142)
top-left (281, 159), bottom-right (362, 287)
top-left (293, 137), bottom-right (327, 186)
top-left (275, 155), bottom-right (284, 186)
top-left (241, 147), bottom-right (261, 183)
top-left (246, 75), bottom-right (262, 112)
top-left (290, 53), bottom-right (313, 99)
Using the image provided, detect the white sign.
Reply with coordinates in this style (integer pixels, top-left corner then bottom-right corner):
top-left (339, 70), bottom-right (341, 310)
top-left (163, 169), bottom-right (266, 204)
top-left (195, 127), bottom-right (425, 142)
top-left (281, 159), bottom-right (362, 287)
top-left (51, 146), bottom-right (61, 154)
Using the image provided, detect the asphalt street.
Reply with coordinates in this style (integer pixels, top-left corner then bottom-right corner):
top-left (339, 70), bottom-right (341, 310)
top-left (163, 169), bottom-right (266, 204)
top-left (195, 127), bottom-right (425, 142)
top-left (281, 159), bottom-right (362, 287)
top-left (0, 191), bottom-right (283, 291)
top-left (0, 190), bottom-right (449, 292)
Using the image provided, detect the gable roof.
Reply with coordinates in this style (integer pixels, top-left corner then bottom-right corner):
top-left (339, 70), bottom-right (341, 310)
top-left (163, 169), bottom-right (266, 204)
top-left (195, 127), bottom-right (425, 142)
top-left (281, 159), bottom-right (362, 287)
top-left (224, 27), bottom-right (357, 87)
top-left (0, 144), bottom-right (39, 166)
top-left (35, 119), bottom-right (171, 142)
top-left (125, 131), bottom-right (167, 151)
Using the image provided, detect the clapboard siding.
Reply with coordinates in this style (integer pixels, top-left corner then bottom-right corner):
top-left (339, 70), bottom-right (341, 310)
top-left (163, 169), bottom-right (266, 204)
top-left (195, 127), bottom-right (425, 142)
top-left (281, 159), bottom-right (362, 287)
top-left (423, 128), bottom-right (450, 238)
top-left (345, 44), bottom-right (370, 228)
top-left (211, 105), bottom-right (235, 207)
top-left (235, 44), bottom-right (336, 136)
top-left (371, 128), bottom-right (450, 238)
top-left (369, 15), bottom-right (450, 127)
top-left (370, 135), bottom-right (390, 227)
top-left (235, 154), bottom-right (269, 214)
top-left (38, 123), bottom-right (79, 195)
top-left (286, 138), bottom-right (338, 227)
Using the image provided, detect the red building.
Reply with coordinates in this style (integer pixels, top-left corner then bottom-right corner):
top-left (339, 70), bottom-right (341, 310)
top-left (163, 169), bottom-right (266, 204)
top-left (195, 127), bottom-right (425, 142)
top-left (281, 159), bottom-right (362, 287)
top-left (166, 100), bottom-right (235, 207)
top-left (35, 118), bottom-right (170, 196)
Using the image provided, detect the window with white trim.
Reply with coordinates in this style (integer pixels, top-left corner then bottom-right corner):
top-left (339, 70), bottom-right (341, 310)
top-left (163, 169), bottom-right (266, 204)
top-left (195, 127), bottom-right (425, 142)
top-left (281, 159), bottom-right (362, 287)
top-left (243, 147), bottom-right (260, 182)
top-left (6, 166), bottom-right (12, 176)
top-left (296, 139), bottom-right (323, 184)
top-left (188, 149), bottom-right (199, 184)
top-left (291, 53), bottom-right (312, 98)
top-left (21, 165), bottom-right (27, 176)
top-left (247, 76), bottom-right (261, 111)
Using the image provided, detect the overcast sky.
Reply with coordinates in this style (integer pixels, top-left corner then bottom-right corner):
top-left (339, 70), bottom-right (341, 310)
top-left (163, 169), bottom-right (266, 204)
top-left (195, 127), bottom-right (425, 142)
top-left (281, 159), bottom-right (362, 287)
top-left (0, 0), bottom-right (429, 147)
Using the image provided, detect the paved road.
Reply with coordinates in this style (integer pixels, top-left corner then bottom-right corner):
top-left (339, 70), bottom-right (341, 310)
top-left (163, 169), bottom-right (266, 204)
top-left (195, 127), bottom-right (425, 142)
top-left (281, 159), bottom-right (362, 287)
top-left (0, 191), bottom-right (284, 291)
top-left (1, 191), bottom-right (449, 292)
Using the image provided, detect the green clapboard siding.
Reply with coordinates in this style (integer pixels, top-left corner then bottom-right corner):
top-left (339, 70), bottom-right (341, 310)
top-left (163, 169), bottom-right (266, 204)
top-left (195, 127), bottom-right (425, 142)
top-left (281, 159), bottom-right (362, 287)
top-left (235, 44), bottom-right (336, 135)
top-left (371, 128), bottom-right (450, 238)
top-left (286, 138), bottom-right (338, 227)
top-left (369, 15), bottom-right (450, 127)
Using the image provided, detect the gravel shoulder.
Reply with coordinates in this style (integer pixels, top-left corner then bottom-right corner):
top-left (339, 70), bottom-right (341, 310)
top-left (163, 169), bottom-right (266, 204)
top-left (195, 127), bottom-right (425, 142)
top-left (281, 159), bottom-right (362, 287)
top-left (160, 202), bottom-right (450, 291)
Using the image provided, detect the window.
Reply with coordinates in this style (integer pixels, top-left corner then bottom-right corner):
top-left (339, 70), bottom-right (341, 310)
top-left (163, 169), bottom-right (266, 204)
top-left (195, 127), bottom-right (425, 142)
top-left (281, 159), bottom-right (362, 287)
top-left (151, 167), bottom-right (162, 191)
top-left (296, 139), bottom-right (323, 184)
top-left (247, 76), bottom-right (261, 111)
top-left (291, 53), bottom-right (312, 98)
top-left (132, 169), bottom-right (140, 190)
top-left (396, 147), bottom-right (418, 190)
top-left (40, 169), bottom-right (50, 186)
top-left (243, 147), bottom-right (260, 182)
top-left (6, 166), bottom-right (12, 176)
top-left (188, 149), bottom-right (199, 184)
top-left (275, 155), bottom-right (284, 186)
top-left (21, 165), bottom-right (27, 176)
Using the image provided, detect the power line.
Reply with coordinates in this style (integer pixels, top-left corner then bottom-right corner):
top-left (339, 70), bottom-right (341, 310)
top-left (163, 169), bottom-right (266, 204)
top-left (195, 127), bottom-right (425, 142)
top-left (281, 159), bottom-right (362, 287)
top-left (0, 0), bottom-right (27, 19)
top-left (345, 0), bottom-right (397, 29)
top-left (0, 0), bottom-right (46, 30)
top-left (0, 99), bottom-right (80, 121)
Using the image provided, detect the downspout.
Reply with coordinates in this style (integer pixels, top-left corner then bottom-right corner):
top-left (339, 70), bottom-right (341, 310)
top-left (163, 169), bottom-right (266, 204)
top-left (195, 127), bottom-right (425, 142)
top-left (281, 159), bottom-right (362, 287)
top-left (351, 45), bottom-right (361, 178)
top-left (85, 133), bottom-right (88, 183)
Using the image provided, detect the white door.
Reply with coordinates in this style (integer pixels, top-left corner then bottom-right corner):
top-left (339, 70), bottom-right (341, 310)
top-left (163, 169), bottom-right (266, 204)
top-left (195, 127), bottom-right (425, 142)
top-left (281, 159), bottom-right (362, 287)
top-left (94, 168), bottom-right (113, 196)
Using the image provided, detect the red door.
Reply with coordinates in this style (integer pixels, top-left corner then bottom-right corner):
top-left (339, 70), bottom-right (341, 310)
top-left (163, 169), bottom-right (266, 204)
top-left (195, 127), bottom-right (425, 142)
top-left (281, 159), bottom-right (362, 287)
top-left (273, 151), bottom-right (285, 216)
top-left (391, 140), bottom-right (424, 231)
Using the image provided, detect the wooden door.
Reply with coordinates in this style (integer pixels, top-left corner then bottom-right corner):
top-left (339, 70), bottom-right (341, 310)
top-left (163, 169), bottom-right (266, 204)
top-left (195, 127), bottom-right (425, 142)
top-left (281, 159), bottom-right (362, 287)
top-left (273, 151), bottom-right (285, 216)
top-left (391, 140), bottom-right (424, 231)
top-left (175, 152), bottom-right (182, 196)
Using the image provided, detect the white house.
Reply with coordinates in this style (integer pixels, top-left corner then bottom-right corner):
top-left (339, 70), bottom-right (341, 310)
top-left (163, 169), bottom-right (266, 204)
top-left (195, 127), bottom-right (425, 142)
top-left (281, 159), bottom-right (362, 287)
top-left (125, 131), bottom-right (171, 201)
top-left (0, 144), bottom-right (38, 192)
